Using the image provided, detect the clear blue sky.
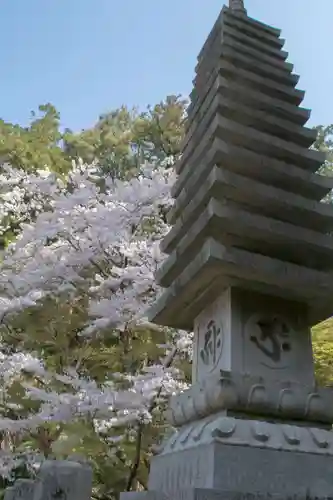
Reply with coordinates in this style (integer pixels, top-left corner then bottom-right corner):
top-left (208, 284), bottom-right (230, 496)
top-left (0, 0), bottom-right (332, 132)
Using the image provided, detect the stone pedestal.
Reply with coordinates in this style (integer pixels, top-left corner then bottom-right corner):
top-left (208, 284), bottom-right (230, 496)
top-left (121, 3), bottom-right (333, 500)
top-left (149, 424), bottom-right (333, 497)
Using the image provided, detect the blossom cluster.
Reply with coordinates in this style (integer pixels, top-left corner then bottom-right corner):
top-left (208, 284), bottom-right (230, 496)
top-left (0, 160), bottom-right (191, 468)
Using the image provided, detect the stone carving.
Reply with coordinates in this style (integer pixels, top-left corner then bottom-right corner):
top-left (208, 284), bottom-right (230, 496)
top-left (4, 480), bottom-right (35, 500)
top-left (3, 461), bottom-right (92, 500)
top-left (250, 316), bottom-right (291, 361)
top-left (193, 295), bottom-right (226, 382)
top-left (199, 320), bottom-right (223, 368)
top-left (245, 314), bottom-right (293, 370)
top-left (166, 371), bottom-right (333, 426)
top-left (160, 413), bottom-right (333, 456)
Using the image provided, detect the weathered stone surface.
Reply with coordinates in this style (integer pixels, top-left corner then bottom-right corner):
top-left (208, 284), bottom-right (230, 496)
top-left (193, 94), bottom-right (315, 162)
top-left (196, 24), bottom-right (288, 84)
top-left (190, 60), bottom-right (305, 123)
top-left (223, 13), bottom-right (285, 48)
top-left (189, 43), bottom-right (298, 106)
top-left (191, 288), bottom-right (314, 385)
top-left (127, 5), bottom-right (333, 500)
top-left (160, 200), bottom-right (333, 287)
top-left (218, 24), bottom-right (288, 61)
top-left (3, 461), bottom-right (93, 500)
top-left (177, 113), bottom-right (324, 176)
top-left (223, 7), bottom-right (281, 38)
top-left (195, 28), bottom-right (291, 88)
top-left (158, 414), bottom-right (333, 456)
top-left (190, 61), bottom-right (307, 134)
top-left (4, 480), bottom-right (35, 500)
top-left (33, 461), bottom-right (92, 500)
top-left (121, 493), bottom-right (168, 500)
top-left (122, 6), bottom-right (333, 500)
top-left (186, 95), bottom-right (315, 170)
top-left (219, 43), bottom-right (298, 86)
top-left (148, 439), bottom-right (333, 497)
top-left (172, 138), bottom-right (332, 202)
top-left (164, 168), bottom-right (333, 245)
top-left (149, 238), bottom-right (333, 329)
top-left (122, 490), bottom-right (333, 500)
top-left (185, 70), bottom-right (310, 131)
top-left (167, 370), bottom-right (333, 426)
top-left (222, 35), bottom-right (293, 73)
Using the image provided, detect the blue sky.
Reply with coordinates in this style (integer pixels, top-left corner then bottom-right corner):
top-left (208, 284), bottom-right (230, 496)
top-left (0, 0), bottom-right (332, 132)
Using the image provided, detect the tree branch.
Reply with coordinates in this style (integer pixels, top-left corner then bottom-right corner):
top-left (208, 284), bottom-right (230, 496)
top-left (125, 345), bottom-right (178, 491)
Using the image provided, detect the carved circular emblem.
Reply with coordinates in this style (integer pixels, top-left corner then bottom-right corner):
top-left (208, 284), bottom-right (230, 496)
top-left (245, 314), bottom-right (293, 370)
top-left (198, 319), bottom-right (224, 373)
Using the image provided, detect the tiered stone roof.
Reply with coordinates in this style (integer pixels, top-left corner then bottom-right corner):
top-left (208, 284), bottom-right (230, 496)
top-left (149, 5), bottom-right (333, 330)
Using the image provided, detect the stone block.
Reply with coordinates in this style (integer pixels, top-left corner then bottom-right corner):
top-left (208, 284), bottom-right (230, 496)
top-left (185, 96), bottom-right (315, 172)
top-left (194, 5), bottom-right (283, 69)
top-left (160, 199), bottom-right (333, 286)
top-left (160, 202), bottom-right (333, 287)
top-left (224, 15), bottom-right (285, 49)
top-left (176, 164), bottom-right (333, 229)
top-left (148, 439), bottom-right (333, 498)
top-left (191, 64), bottom-right (303, 118)
top-left (121, 490), bottom-right (275, 500)
top-left (165, 167), bottom-right (333, 245)
top-left (158, 415), bottom-right (333, 456)
top-left (189, 68), bottom-right (307, 127)
top-left (171, 138), bottom-right (332, 202)
top-left (122, 490), bottom-right (333, 500)
top-left (194, 26), bottom-right (290, 94)
top-left (192, 58), bottom-right (304, 122)
top-left (195, 21), bottom-right (288, 84)
top-left (220, 44), bottom-right (299, 86)
top-left (4, 480), bottom-right (35, 500)
top-left (121, 493), bottom-right (168, 500)
top-left (167, 372), bottom-right (333, 426)
top-left (177, 113), bottom-right (324, 177)
top-left (191, 288), bottom-right (314, 385)
top-left (33, 460), bottom-right (92, 500)
top-left (219, 24), bottom-right (288, 61)
top-left (182, 108), bottom-right (312, 176)
top-left (223, 35), bottom-right (293, 73)
top-left (148, 238), bottom-right (333, 329)
top-left (197, 12), bottom-right (223, 65)
top-left (223, 6), bottom-right (281, 38)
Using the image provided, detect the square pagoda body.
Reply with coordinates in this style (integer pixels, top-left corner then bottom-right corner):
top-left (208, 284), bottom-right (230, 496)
top-left (193, 287), bottom-right (314, 386)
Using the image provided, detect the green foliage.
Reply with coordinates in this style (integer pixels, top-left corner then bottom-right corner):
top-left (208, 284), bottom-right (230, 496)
top-left (0, 284), bottom-right (177, 499)
top-left (64, 95), bottom-right (187, 178)
top-left (313, 124), bottom-right (333, 176)
top-left (311, 124), bottom-right (333, 386)
top-left (312, 318), bottom-right (333, 386)
top-left (0, 104), bottom-right (71, 174)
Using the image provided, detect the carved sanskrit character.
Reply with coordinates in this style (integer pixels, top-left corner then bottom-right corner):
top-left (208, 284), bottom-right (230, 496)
top-left (200, 320), bottom-right (222, 366)
top-left (250, 317), bottom-right (291, 363)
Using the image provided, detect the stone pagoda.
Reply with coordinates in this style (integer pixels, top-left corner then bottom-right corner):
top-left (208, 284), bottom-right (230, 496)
top-left (122, 1), bottom-right (333, 499)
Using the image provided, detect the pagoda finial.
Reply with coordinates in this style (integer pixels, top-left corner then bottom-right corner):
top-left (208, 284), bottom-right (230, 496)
top-left (229, 0), bottom-right (247, 14)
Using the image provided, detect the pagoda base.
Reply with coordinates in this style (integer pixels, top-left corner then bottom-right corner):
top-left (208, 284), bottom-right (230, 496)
top-left (121, 490), bottom-right (333, 500)
top-left (149, 442), bottom-right (333, 497)
top-left (121, 416), bottom-right (333, 500)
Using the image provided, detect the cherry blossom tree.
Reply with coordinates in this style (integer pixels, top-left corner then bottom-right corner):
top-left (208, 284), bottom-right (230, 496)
top-left (0, 159), bottom-right (191, 498)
